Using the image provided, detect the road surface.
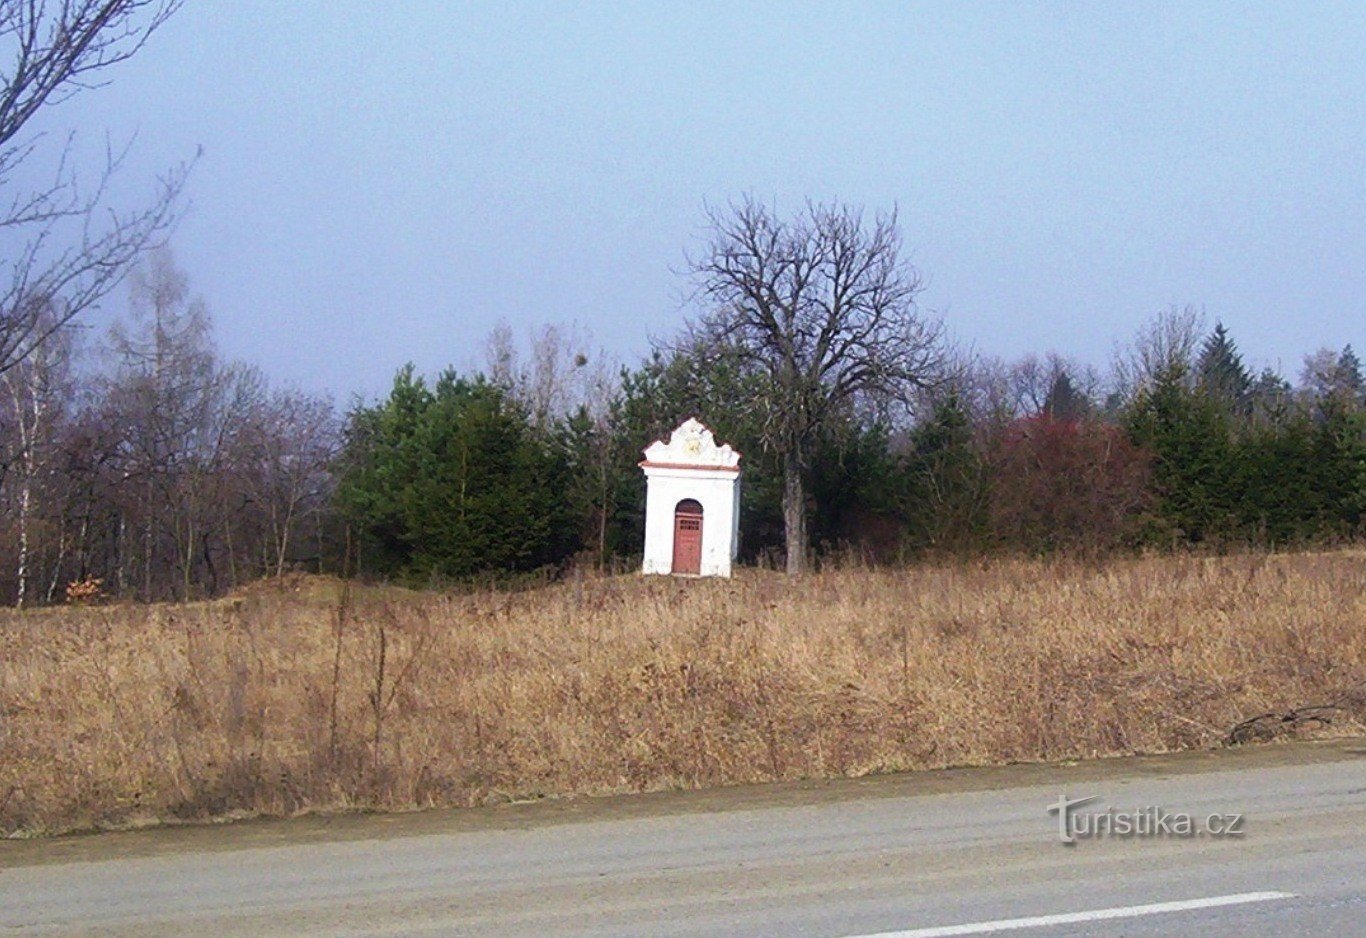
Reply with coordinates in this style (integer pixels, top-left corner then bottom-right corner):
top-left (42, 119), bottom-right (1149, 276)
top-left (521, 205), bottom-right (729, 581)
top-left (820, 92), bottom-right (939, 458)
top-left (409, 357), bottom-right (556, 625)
top-left (2, 738), bottom-right (1363, 936)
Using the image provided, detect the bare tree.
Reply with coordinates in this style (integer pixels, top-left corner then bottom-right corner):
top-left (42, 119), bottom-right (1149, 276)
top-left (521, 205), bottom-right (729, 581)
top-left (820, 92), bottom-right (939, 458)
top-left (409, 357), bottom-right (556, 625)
top-left (0, 298), bottom-right (71, 605)
top-left (1110, 304), bottom-right (1205, 403)
top-left (104, 247), bottom-right (219, 599)
top-left (0, 0), bottom-right (189, 376)
top-left (237, 386), bottom-right (339, 579)
top-left (685, 197), bottom-right (943, 573)
top-left (1299, 346), bottom-right (1363, 421)
top-left (1005, 352), bottom-right (1100, 419)
top-left (484, 321), bottom-right (617, 428)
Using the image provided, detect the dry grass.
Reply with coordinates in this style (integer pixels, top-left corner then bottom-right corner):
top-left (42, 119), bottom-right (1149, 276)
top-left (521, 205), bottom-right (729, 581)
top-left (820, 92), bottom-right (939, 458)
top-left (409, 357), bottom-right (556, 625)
top-left (1, 551), bottom-right (1363, 836)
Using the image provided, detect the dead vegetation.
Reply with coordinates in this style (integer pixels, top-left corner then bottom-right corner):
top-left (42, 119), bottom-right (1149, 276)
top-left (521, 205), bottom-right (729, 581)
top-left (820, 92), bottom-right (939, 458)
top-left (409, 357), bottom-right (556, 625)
top-left (0, 551), bottom-right (1362, 836)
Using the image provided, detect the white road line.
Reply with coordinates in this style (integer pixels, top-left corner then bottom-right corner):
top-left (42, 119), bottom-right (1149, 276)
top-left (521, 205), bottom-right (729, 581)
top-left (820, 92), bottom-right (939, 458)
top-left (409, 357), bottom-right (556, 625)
top-left (847, 891), bottom-right (1296, 937)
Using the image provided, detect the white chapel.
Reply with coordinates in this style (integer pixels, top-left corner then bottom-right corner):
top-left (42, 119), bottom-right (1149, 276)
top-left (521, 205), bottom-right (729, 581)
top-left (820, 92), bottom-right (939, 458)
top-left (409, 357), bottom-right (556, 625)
top-left (639, 418), bottom-right (741, 577)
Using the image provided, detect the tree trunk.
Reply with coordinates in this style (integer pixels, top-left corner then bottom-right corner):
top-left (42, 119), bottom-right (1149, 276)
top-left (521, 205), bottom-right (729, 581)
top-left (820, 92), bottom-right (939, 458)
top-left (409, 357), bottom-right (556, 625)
top-left (782, 446), bottom-right (807, 575)
top-left (46, 519), bottom-right (72, 603)
top-left (16, 476), bottom-right (30, 608)
top-left (275, 501), bottom-right (295, 578)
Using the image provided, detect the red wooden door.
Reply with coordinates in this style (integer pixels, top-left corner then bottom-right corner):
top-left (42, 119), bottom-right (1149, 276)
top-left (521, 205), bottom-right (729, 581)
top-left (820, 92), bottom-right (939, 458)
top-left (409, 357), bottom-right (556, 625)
top-left (672, 500), bottom-right (703, 575)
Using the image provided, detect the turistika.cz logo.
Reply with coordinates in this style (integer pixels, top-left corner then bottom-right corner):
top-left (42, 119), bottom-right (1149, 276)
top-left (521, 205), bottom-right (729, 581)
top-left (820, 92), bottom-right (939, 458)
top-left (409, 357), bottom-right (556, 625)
top-left (1048, 794), bottom-right (1245, 845)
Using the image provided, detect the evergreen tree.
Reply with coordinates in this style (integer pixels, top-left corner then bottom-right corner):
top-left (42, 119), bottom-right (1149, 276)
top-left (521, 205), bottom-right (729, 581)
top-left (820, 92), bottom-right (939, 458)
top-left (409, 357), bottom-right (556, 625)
top-left (1196, 322), bottom-right (1251, 412)
top-left (805, 416), bottom-right (901, 559)
top-left (1247, 368), bottom-right (1294, 427)
top-left (1230, 414), bottom-right (1323, 543)
top-left (1124, 361), bottom-right (1237, 543)
top-left (1336, 345), bottom-right (1363, 397)
top-left (897, 392), bottom-right (988, 552)
top-left (339, 367), bottom-right (575, 582)
top-left (1311, 404), bottom-right (1366, 535)
top-left (1043, 371), bottom-right (1090, 420)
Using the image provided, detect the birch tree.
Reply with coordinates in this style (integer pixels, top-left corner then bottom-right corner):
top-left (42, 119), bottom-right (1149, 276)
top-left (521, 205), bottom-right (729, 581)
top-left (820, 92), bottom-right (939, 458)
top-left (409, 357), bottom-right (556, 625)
top-left (0, 299), bottom-right (70, 604)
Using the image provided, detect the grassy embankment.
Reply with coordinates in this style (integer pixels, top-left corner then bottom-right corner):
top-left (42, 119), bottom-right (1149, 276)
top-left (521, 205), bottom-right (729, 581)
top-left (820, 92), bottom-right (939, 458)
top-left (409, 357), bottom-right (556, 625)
top-left (1, 550), bottom-right (1362, 836)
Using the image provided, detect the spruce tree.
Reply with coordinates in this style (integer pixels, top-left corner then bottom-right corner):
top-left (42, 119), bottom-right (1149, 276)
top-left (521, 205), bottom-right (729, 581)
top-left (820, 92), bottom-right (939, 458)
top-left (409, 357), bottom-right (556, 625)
top-left (899, 392), bottom-right (987, 552)
top-left (1248, 368), bottom-right (1294, 427)
top-left (1043, 371), bottom-right (1089, 420)
top-left (1336, 345), bottom-right (1363, 397)
top-left (1125, 361), bottom-right (1236, 543)
top-left (1196, 322), bottom-right (1251, 412)
top-left (339, 368), bottom-right (576, 582)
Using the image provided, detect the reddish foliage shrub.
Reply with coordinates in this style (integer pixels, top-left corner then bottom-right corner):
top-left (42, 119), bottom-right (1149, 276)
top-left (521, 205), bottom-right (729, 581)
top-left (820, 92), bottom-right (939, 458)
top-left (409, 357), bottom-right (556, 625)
top-left (986, 415), bottom-right (1153, 553)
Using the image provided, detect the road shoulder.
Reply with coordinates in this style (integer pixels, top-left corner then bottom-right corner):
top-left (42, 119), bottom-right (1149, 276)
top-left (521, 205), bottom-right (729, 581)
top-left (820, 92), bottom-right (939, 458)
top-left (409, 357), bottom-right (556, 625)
top-left (3, 735), bottom-right (1363, 869)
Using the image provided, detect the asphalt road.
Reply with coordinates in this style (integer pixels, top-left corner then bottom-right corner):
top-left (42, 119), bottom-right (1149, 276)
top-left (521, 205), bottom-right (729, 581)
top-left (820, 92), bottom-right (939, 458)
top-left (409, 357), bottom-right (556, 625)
top-left (2, 738), bottom-right (1363, 936)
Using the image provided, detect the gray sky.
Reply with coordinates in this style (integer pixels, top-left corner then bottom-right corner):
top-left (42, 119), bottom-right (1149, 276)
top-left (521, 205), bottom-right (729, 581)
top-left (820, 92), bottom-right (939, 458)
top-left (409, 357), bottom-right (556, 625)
top-left (30, 1), bottom-right (1366, 398)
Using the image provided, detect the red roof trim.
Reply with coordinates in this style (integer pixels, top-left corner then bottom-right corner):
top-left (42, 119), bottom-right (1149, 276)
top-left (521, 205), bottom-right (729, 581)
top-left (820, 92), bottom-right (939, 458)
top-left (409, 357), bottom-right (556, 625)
top-left (639, 460), bottom-right (741, 473)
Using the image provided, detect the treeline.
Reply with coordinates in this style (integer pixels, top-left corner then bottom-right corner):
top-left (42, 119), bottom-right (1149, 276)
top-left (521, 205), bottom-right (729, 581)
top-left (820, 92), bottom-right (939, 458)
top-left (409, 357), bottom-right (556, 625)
top-left (0, 252), bottom-right (336, 605)
top-left (0, 6), bottom-right (1359, 604)
top-left (340, 308), bottom-right (1364, 586)
top-left (0, 264), bottom-right (1362, 604)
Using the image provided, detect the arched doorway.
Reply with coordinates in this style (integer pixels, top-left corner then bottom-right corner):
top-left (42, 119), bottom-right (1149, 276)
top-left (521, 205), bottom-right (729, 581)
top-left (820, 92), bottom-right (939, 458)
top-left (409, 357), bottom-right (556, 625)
top-left (672, 499), bottom-right (703, 575)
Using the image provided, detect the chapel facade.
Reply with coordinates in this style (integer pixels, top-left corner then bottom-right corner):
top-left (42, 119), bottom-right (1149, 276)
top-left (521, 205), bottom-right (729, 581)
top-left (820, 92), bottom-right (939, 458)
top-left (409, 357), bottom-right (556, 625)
top-left (639, 418), bottom-right (741, 577)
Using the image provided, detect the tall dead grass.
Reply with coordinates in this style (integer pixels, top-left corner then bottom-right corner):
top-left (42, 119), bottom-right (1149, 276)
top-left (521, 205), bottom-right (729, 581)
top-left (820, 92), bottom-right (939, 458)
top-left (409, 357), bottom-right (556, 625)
top-left (1, 551), bottom-right (1362, 835)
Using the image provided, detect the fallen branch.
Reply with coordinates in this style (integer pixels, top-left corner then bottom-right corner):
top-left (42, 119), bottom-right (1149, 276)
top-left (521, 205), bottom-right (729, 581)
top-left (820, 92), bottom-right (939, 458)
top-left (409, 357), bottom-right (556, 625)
top-left (1225, 684), bottom-right (1366, 746)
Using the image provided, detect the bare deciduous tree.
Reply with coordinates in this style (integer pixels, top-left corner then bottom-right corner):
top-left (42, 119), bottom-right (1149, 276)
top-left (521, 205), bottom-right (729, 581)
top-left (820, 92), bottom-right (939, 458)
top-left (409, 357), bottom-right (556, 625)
top-left (0, 299), bottom-right (71, 605)
top-left (485, 321), bottom-right (616, 429)
top-left (62, 250), bottom-right (343, 602)
top-left (1005, 352), bottom-right (1099, 419)
top-left (685, 197), bottom-right (943, 573)
top-left (0, 0), bottom-right (189, 375)
top-left (1110, 304), bottom-right (1205, 403)
top-left (239, 386), bottom-right (339, 578)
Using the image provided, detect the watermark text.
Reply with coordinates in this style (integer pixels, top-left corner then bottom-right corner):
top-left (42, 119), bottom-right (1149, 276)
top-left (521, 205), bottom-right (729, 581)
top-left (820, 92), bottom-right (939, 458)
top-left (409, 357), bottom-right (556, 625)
top-left (1048, 793), bottom-right (1245, 844)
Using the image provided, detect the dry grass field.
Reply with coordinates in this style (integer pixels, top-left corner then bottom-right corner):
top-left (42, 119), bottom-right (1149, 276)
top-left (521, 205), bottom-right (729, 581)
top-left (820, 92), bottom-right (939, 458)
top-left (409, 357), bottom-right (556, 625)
top-left (1, 551), bottom-right (1363, 836)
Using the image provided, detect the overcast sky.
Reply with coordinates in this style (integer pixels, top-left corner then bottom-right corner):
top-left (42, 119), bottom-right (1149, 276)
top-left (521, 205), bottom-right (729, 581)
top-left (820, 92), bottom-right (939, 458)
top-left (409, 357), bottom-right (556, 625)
top-left (29, 1), bottom-right (1366, 398)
